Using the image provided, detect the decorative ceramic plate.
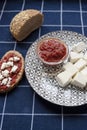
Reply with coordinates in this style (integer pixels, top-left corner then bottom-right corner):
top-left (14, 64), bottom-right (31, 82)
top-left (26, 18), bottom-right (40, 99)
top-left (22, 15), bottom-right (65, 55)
top-left (25, 31), bottom-right (87, 106)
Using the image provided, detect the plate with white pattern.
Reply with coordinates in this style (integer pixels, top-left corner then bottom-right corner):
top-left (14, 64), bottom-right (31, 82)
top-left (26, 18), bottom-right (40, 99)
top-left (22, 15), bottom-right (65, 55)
top-left (25, 31), bottom-right (87, 106)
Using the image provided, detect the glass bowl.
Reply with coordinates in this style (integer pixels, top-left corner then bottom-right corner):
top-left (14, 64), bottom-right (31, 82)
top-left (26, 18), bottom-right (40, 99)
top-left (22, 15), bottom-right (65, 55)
top-left (36, 37), bottom-right (69, 66)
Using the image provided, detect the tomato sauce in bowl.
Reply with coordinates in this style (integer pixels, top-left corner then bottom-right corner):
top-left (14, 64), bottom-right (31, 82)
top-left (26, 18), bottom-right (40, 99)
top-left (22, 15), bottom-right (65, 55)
top-left (37, 38), bottom-right (69, 65)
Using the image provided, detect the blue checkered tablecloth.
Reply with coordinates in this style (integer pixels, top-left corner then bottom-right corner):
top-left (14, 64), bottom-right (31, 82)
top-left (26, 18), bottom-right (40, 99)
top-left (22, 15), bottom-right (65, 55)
top-left (0, 0), bottom-right (87, 130)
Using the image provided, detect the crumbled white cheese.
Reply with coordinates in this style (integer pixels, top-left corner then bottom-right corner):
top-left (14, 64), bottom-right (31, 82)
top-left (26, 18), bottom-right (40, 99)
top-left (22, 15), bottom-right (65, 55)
top-left (6, 84), bottom-right (10, 87)
top-left (6, 61), bottom-right (13, 67)
top-left (7, 77), bottom-right (12, 87)
top-left (1, 62), bottom-right (7, 70)
top-left (8, 77), bottom-right (12, 81)
top-left (2, 70), bottom-right (9, 77)
top-left (13, 56), bottom-right (20, 62)
top-left (11, 65), bottom-right (18, 73)
top-left (9, 57), bottom-right (13, 61)
top-left (1, 78), bottom-right (8, 85)
top-left (0, 73), bottom-right (4, 80)
top-left (1, 61), bottom-right (13, 70)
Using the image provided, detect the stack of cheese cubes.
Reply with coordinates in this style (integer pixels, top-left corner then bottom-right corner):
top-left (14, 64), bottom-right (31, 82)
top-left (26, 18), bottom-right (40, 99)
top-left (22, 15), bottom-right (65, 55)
top-left (56, 42), bottom-right (87, 89)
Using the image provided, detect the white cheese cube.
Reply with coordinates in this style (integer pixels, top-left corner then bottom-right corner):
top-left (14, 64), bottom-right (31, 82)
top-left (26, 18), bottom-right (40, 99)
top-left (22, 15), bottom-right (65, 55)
top-left (11, 65), bottom-right (18, 73)
top-left (72, 72), bottom-right (87, 88)
top-left (72, 42), bottom-right (87, 52)
top-left (56, 70), bottom-right (72, 87)
top-left (84, 52), bottom-right (87, 61)
top-left (1, 78), bottom-right (8, 85)
top-left (70, 51), bottom-right (83, 63)
top-left (63, 62), bottom-right (73, 70)
top-left (2, 70), bottom-right (9, 77)
top-left (80, 67), bottom-right (87, 76)
top-left (74, 59), bottom-right (87, 70)
top-left (1, 62), bottom-right (7, 70)
top-left (63, 62), bottom-right (78, 76)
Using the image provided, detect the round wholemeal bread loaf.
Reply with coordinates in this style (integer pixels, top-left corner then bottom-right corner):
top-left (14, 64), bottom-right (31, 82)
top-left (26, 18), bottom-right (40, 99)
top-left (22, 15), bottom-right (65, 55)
top-left (10, 9), bottom-right (44, 41)
top-left (0, 50), bottom-right (24, 93)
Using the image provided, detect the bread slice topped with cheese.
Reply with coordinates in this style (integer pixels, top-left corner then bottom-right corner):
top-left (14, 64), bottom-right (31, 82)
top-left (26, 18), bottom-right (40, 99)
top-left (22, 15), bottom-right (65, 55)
top-left (0, 50), bottom-right (24, 93)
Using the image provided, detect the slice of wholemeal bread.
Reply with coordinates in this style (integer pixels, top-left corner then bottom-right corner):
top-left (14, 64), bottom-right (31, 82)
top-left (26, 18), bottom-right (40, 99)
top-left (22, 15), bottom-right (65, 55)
top-left (10, 9), bottom-right (44, 41)
top-left (0, 50), bottom-right (24, 93)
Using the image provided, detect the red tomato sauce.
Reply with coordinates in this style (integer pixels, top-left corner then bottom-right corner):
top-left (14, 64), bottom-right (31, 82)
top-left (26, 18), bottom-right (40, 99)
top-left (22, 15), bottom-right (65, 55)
top-left (38, 39), bottom-right (67, 62)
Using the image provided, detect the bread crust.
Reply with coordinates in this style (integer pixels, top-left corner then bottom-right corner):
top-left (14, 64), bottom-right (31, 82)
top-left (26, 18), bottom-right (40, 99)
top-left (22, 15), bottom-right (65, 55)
top-left (10, 9), bottom-right (44, 41)
top-left (0, 50), bottom-right (24, 93)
